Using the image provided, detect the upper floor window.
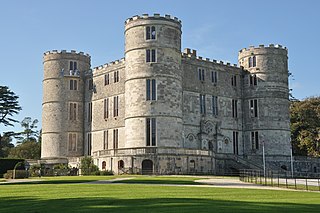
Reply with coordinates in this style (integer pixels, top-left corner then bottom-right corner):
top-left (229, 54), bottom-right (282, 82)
top-left (146, 26), bottom-right (156, 40)
top-left (104, 98), bottom-right (109, 119)
top-left (113, 129), bottom-right (119, 149)
top-left (251, 131), bottom-right (259, 150)
top-left (88, 102), bottom-right (92, 122)
top-left (114, 71), bottom-right (119, 83)
top-left (69, 102), bottom-right (78, 121)
top-left (146, 118), bottom-right (156, 146)
top-left (113, 96), bottom-right (119, 117)
top-left (249, 74), bottom-right (257, 86)
top-left (87, 133), bottom-right (92, 155)
top-left (211, 71), bottom-right (217, 83)
top-left (69, 61), bottom-right (77, 71)
top-left (200, 94), bottom-right (206, 114)
top-left (146, 49), bottom-right (156, 62)
top-left (146, 79), bottom-right (156, 101)
top-left (198, 68), bottom-right (205, 81)
top-left (250, 99), bottom-right (258, 117)
top-left (103, 130), bottom-right (108, 150)
top-left (212, 96), bottom-right (218, 116)
top-left (69, 79), bottom-right (78, 90)
top-left (249, 56), bottom-right (257, 68)
top-left (231, 75), bottom-right (237, 87)
top-left (233, 131), bottom-right (239, 155)
top-left (88, 79), bottom-right (93, 90)
top-left (232, 99), bottom-right (238, 118)
top-left (68, 133), bottom-right (77, 152)
top-left (105, 73), bottom-right (110, 85)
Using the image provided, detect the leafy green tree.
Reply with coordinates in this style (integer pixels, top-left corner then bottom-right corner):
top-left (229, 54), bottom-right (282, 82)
top-left (8, 140), bottom-right (41, 159)
top-left (290, 97), bottom-right (320, 157)
top-left (0, 131), bottom-right (15, 158)
top-left (80, 156), bottom-right (99, 175)
top-left (15, 117), bottom-right (39, 143)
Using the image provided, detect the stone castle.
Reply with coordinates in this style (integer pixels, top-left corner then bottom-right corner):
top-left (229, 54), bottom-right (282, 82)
top-left (41, 14), bottom-right (291, 175)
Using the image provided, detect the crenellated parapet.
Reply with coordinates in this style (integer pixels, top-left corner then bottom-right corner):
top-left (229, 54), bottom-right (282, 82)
top-left (125, 13), bottom-right (181, 25)
top-left (92, 58), bottom-right (125, 73)
top-left (182, 48), bottom-right (239, 68)
top-left (43, 50), bottom-right (91, 63)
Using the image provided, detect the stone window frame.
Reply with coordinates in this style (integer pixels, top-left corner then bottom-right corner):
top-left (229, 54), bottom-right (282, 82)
top-left (146, 26), bottom-right (156, 40)
top-left (87, 133), bottom-right (92, 155)
top-left (68, 132), bottom-right (77, 152)
top-left (211, 71), bottom-right (218, 84)
top-left (200, 94), bottom-right (206, 115)
top-left (69, 61), bottom-right (77, 71)
top-left (113, 129), bottom-right (119, 149)
top-left (146, 118), bottom-right (156, 146)
top-left (69, 79), bottom-right (78, 91)
top-left (231, 75), bottom-right (237, 87)
top-left (251, 131), bottom-right (259, 150)
top-left (248, 56), bottom-right (257, 68)
top-left (87, 102), bottom-right (92, 122)
top-left (232, 99), bottom-right (238, 118)
top-left (103, 130), bottom-right (108, 150)
top-left (146, 49), bottom-right (157, 63)
top-left (212, 96), bottom-right (218, 116)
top-left (104, 98), bottom-right (109, 119)
top-left (114, 71), bottom-right (119, 83)
top-left (104, 73), bottom-right (110, 85)
top-left (69, 102), bottom-right (78, 121)
top-left (146, 79), bottom-right (157, 101)
top-left (113, 96), bottom-right (119, 117)
top-left (198, 68), bottom-right (205, 82)
top-left (249, 74), bottom-right (258, 86)
top-left (249, 99), bottom-right (258, 118)
top-left (233, 131), bottom-right (239, 155)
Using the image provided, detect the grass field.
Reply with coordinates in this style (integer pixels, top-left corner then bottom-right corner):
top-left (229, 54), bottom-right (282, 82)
top-left (1, 176), bottom-right (320, 213)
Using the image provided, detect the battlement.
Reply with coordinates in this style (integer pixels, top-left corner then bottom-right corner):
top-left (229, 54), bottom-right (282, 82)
top-left (239, 44), bottom-right (287, 53)
top-left (43, 50), bottom-right (91, 58)
top-left (125, 13), bottom-right (181, 25)
top-left (182, 48), bottom-right (239, 68)
top-left (92, 58), bottom-right (125, 72)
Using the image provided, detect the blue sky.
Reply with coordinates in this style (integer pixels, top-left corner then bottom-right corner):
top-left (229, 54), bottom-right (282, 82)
top-left (1, 0), bottom-right (319, 134)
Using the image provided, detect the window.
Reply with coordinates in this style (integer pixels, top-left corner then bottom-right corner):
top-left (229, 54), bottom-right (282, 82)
top-left (87, 133), bottom-right (92, 155)
top-left (113, 129), bottom-right (118, 149)
top-left (69, 80), bottom-right (78, 90)
top-left (104, 98), bottom-right (109, 119)
top-left (251, 131), bottom-right (259, 150)
top-left (88, 102), bottom-right (92, 122)
top-left (211, 71), bottom-right (217, 83)
top-left (250, 99), bottom-right (258, 117)
top-left (146, 79), bottom-right (156, 101)
top-left (105, 73), bottom-right (110, 85)
top-left (69, 103), bottom-right (78, 121)
top-left (69, 61), bottom-right (77, 71)
top-left (88, 79), bottom-right (93, 90)
top-left (212, 96), bottom-right (218, 116)
top-left (198, 68), bottom-right (205, 81)
top-left (103, 130), bottom-right (108, 150)
top-left (249, 74), bottom-right (257, 86)
top-left (233, 131), bottom-right (239, 155)
top-left (200, 94), bottom-right (206, 114)
top-left (232, 99), bottom-right (238, 118)
top-left (249, 56), bottom-right (256, 68)
top-left (68, 133), bottom-right (77, 152)
top-left (231, 75), bottom-right (237, 87)
top-left (114, 71), bottom-right (119, 83)
top-left (102, 161), bottom-right (106, 170)
top-left (146, 49), bottom-right (156, 62)
top-left (113, 96), bottom-right (119, 117)
top-left (146, 26), bottom-right (156, 40)
top-left (146, 118), bottom-right (156, 146)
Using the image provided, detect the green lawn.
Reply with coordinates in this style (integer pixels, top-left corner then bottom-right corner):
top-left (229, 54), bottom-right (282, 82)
top-left (0, 176), bottom-right (320, 213)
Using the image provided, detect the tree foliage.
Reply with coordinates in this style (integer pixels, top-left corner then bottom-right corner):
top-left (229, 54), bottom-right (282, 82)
top-left (15, 117), bottom-right (39, 143)
top-left (290, 97), bottom-right (320, 157)
top-left (80, 156), bottom-right (99, 175)
top-left (0, 86), bottom-right (22, 127)
top-left (0, 132), bottom-right (15, 158)
top-left (8, 140), bottom-right (41, 159)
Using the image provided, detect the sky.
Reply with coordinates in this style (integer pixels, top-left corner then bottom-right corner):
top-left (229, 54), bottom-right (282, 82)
top-left (0, 0), bottom-right (320, 135)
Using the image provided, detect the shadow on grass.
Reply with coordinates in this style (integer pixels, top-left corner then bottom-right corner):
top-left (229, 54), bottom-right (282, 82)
top-left (113, 179), bottom-right (203, 185)
top-left (3, 179), bottom-right (101, 185)
top-left (0, 196), bottom-right (319, 213)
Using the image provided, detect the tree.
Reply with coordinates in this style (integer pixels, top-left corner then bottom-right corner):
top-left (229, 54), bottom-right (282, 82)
top-left (15, 117), bottom-right (39, 143)
top-left (8, 140), bottom-right (41, 159)
top-left (0, 86), bottom-right (22, 127)
top-left (80, 156), bottom-right (99, 175)
top-left (0, 131), bottom-right (15, 158)
top-left (290, 97), bottom-right (320, 157)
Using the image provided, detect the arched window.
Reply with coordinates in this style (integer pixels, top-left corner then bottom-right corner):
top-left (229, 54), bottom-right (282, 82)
top-left (118, 160), bottom-right (124, 169)
top-left (102, 161), bottom-right (106, 170)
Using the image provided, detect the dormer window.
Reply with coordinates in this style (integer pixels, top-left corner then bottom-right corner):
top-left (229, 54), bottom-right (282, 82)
top-left (146, 26), bottom-right (156, 40)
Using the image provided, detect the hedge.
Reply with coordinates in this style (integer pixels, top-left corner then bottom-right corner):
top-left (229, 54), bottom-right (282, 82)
top-left (0, 158), bottom-right (24, 178)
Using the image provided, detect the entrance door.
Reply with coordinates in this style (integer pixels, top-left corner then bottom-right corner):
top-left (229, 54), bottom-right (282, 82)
top-left (142, 159), bottom-right (153, 175)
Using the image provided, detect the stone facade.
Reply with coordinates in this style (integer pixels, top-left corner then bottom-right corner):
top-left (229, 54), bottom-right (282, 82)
top-left (41, 14), bottom-right (292, 174)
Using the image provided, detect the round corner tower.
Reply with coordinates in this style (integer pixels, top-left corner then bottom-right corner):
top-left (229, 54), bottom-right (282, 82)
top-left (124, 14), bottom-right (183, 149)
top-left (42, 50), bottom-right (91, 165)
top-left (238, 44), bottom-right (290, 157)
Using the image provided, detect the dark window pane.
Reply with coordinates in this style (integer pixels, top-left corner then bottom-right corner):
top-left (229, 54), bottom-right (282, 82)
top-left (146, 118), bottom-right (150, 146)
top-left (146, 26), bottom-right (150, 40)
top-left (146, 49), bottom-right (150, 62)
top-left (151, 26), bottom-right (156, 39)
top-left (151, 118), bottom-right (156, 146)
top-left (151, 49), bottom-right (156, 62)
top-left (146, 79), bottom-right (150, 100)
top-left (151, 79), bottom-right (156, 100)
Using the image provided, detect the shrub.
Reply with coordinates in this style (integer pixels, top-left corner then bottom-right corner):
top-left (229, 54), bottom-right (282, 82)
top-left (100, 170), bottom-right (114, 176)
top-left (80, 156), bottom-right (99, 175)
top-left (0, 159), bottom-right (24, 177)
top-left (4, 170), bottom-right (27, 179)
